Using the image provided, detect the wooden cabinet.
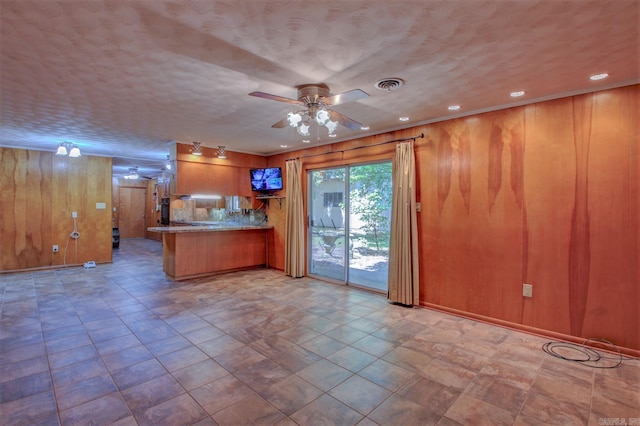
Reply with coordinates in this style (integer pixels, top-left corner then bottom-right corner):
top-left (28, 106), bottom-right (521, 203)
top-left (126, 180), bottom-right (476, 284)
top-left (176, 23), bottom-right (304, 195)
top-left (173, 161), bottom-right (252, 196)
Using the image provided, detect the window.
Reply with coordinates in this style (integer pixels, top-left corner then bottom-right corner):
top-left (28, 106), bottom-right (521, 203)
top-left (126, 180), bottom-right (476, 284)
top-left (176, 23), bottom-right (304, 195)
top-left (323, 192), bottom-right (343, 207)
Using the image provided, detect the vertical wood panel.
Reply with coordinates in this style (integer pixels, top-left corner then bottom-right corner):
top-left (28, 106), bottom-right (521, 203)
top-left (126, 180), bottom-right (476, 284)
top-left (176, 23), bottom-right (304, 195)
top-left (422, 111), bottom-right (524, 323)
top-left (523, 98), bottom-right (577, 333)
top-left (1, 148), bottom-right (112, 270)
top-left (581, 88), bottom-right (639, 349)
top-left (520, 86), bottom-right (639, 350)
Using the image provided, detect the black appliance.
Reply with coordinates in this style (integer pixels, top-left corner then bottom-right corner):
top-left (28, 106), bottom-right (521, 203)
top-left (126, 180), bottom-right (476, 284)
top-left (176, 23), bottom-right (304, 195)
top-left (161, 198), bottom-right (170, 225)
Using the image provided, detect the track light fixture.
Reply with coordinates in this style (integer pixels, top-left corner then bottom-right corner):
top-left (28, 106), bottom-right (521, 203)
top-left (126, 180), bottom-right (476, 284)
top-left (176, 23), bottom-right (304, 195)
top-left (191, 142), bottom-right (203, 156)
top-left (217, 146), bottom-right (226, 159)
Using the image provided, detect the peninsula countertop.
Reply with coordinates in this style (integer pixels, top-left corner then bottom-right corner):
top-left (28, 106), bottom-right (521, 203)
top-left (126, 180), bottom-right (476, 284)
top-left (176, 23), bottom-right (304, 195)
top-left (148, 224), bottom-right (273, 233)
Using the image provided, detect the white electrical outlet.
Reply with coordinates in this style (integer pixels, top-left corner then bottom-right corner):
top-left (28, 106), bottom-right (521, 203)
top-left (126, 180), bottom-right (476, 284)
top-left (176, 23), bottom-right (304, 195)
top-left (72, 211), bottom-right (77, 218)
top-left (52, 245), bottom-right (59, 253)
top-left (523, 283), bottom-right (533, 298)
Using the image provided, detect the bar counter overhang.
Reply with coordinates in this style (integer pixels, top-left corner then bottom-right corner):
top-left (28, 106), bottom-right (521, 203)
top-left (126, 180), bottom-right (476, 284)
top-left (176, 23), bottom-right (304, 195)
top-left (147, 225), bottom-right (274, 281)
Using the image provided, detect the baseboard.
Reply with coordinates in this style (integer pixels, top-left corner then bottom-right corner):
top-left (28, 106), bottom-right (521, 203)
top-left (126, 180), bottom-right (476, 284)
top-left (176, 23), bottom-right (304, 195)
top-left (420, 302), bottom-right (640, 359)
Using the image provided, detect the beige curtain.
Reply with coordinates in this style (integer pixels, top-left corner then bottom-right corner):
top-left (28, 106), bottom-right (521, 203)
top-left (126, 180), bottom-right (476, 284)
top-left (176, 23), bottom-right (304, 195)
top-left (285, 159), bottom-right (305, 277)
top-left (388, 141), bottom-right (420, 305)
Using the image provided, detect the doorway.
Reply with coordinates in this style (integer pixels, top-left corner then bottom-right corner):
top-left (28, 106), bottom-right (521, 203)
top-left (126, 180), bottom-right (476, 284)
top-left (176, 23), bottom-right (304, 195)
top-left (308, 162), bottom-right (392, 291)
top-left (118, 187), bottom-right (147, 238)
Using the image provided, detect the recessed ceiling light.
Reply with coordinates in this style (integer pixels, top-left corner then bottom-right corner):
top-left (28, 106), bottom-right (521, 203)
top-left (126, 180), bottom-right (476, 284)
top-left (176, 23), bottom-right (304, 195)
top-left (360, 126), bottom-right (370, 131)
top-left (448, 105), bottom-right (461, 111)
top-left (280, 144), bottom-right (288, 148)
top-left (510, 91), bottom-right (525, 98)
top-left (328, 134), bottom-right (337, 138)
top-left (589, 73), bottom-right (609, 81)
top-left (302, 140), bottom-right (311, 143)
top-left (399, 116), bottom-right (410, 122)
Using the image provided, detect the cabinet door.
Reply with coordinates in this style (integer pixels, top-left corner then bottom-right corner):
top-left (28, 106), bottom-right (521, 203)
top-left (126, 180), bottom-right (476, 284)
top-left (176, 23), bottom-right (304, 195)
top-left (175, 162), bottom-right (252, 196)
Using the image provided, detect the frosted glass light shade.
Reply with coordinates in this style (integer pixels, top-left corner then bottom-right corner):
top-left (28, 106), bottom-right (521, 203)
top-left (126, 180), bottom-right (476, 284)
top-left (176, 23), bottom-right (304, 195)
top-left (315, 108), bottom-right (330, 125)
top-left (297, 122), bottom-right (310, 136)
top-left (68, 145), bottom-right (81, 157)
top-left (287, 112), bottom-right (302, 127)
top-left (326, 120), bottom-right (338, 135)
top-left (56, 144), bottom-right (68, 156)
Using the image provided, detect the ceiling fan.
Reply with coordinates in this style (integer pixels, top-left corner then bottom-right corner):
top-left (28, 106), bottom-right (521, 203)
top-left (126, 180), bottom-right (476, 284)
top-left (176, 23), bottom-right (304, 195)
top-left (249, 83), bottom-right (369, 136)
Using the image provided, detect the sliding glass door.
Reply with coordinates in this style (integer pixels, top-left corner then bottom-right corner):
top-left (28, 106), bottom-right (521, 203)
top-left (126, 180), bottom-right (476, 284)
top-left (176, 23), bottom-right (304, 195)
top-left (308, 162), bottom-right (392, 291)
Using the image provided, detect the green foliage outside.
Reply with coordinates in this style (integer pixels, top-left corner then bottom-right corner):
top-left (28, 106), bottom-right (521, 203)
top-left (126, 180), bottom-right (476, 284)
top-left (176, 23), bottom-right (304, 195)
top-left (349, 162), bottom-right (392, 252)
top-left (311, 162), bottom-right (392, 254)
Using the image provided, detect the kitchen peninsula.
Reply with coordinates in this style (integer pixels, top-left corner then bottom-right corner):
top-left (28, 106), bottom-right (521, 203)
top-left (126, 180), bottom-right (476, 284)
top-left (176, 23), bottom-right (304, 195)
top-left (148, 224), bottom-right (273, 280)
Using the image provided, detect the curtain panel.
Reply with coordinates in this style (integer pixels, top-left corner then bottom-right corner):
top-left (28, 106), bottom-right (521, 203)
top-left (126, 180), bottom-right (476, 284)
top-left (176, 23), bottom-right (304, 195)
top-left (285, 159), bottom-right (305, 277)
top-left (388, 141), bottom-right (420, 305)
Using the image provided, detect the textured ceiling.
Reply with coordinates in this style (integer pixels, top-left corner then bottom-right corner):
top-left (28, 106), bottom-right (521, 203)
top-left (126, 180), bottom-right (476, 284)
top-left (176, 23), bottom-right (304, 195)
top-left (1, 0), bottom-right (638, 178)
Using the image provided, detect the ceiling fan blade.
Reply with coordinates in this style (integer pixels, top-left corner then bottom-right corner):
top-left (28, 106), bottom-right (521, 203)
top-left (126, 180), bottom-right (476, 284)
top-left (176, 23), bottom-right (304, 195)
top-left (271, 117), bottom-right (289, 128)
top-left (324, 89), bottom-right (369, 106)
top-left (249, 91), bottom-right (301, 105)
top-left (329, 110), bottom-right (362, 131)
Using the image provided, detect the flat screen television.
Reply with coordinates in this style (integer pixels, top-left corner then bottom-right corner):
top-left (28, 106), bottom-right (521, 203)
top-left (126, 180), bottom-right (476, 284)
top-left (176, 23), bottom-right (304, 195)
top-left (250, 167), bottom-right (283, 191)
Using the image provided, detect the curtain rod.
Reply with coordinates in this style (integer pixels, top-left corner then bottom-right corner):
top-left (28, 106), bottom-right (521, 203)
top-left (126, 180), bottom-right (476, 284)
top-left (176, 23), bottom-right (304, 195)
top-left (285, 133), bottom-right (424, 162)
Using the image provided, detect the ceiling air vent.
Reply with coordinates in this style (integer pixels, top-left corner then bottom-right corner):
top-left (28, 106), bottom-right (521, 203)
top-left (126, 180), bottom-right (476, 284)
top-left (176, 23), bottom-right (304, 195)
top-left (375, 78), bottom-right (405, 91)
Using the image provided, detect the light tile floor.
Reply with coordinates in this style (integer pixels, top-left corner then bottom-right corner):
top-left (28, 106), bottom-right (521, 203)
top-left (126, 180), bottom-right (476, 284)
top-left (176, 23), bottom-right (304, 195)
top-left (1, 239), bottom-right (638, 425)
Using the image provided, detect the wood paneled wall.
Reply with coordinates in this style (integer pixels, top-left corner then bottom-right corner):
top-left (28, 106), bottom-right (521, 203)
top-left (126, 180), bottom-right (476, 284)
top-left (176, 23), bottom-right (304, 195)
top-left (419, 86), bottom-right (638, 351)
top-left (266, 85), bottom-right (639, 351)
top-left (1, 149), bottom-right (113, 270)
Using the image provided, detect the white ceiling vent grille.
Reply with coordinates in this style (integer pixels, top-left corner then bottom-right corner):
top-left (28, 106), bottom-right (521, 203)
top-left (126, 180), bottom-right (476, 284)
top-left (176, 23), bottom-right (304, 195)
top-left (374, 78), bottom-right (405, 91)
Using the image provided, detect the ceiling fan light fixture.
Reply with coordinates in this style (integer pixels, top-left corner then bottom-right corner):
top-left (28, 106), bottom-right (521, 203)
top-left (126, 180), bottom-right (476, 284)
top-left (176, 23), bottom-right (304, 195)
top-left (124, 167), bottom-right (139, 180)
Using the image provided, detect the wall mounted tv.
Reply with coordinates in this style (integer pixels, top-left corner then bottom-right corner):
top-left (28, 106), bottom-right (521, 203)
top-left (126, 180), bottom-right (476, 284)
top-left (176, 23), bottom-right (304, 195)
top-left (250, 167), bottom-right (283, 191)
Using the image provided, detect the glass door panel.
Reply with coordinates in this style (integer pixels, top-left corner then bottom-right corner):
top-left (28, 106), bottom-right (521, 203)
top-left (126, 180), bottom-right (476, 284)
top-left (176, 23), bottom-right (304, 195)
top-left (347, 162), bottom-right (392, 291)
top-left (308, 162), bottom-right (392, 292)
top-left (308, 168), bottom-right (346, 281)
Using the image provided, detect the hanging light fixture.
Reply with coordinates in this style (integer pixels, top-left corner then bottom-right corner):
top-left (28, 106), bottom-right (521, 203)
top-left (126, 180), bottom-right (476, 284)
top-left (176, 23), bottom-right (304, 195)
top-left (68, 145), bottom-right (81, 157)
top-left (217, 146), bottom-right (227, 159)
top-left (191, 142), bottom-right (203, 156)
top-left (55, 142), bottom-right (81, 157)
top-left (55, 143), bottom-right (68, 156)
